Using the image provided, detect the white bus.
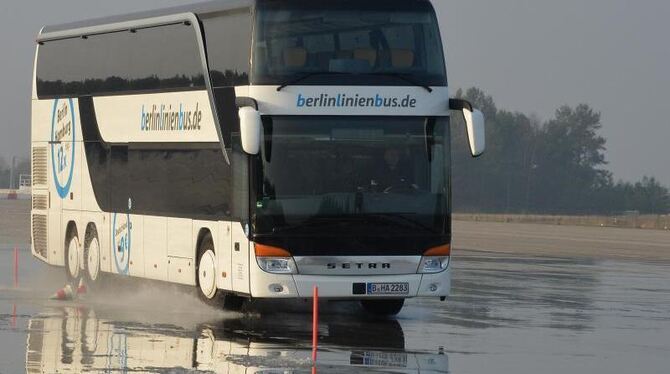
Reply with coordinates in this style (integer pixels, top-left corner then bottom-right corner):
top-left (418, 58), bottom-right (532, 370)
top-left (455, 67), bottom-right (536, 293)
top-left (31, 0), bottom-right (485, 316)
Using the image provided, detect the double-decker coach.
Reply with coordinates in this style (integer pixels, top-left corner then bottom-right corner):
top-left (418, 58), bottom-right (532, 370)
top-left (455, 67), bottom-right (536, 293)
top-left (31, 0), bottom-right (485, 315)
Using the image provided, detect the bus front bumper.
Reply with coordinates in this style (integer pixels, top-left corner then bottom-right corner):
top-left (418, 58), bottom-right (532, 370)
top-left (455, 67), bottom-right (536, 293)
top-left (248, 266), bottom-right (450, 299)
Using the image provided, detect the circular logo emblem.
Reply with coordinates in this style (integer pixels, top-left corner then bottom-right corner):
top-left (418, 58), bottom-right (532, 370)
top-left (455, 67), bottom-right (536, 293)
top-left (112, 213), bottom-right (132, 275)
top-left (50, 99), bottom-right (76, 199)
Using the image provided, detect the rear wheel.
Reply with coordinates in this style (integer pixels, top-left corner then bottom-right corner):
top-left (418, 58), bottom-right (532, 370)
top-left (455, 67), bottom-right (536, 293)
top-left (361, 299), bottom-right (405, 317)
top-left (196, 233), bottom-right (245, 311)
top-left (65, 227), bottom-right (81, 286)
top-left (84, 226), bottom-right (101, 286)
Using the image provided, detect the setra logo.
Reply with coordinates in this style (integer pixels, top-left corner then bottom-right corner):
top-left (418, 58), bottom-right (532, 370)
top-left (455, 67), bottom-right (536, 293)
top-left (327, 262), bottom-right (392, 270)
top-left (50, 99), bottom-right (76, 199)
top-left (112, 213), bottom-right (132, 275)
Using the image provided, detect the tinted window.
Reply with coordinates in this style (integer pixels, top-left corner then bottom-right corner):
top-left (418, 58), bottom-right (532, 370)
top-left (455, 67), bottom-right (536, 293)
top-left (84, 143), bottom-right (236, 219)
top-left (252, 116), bottom-right (450, 236)
top-left (110, 146), bottom-right (129, 212)
top-left (202, 11), bottom-right (252, 87)
top-left (37, 23), bottom-right (205, 98)
top-left (127, 145), bottom-right (232, 217)
top-left (252, 0), bottom-right (446, 86)
top-left (79, 97), bottom-right (240, 220)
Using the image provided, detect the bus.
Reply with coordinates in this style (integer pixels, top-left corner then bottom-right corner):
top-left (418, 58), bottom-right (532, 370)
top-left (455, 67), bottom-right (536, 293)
top-left (31, 0), bottom-right (485, 316)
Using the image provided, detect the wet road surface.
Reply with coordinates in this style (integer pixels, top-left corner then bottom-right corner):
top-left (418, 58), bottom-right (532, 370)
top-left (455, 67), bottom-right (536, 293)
top-left (2, 243), bottom-right (670, 373)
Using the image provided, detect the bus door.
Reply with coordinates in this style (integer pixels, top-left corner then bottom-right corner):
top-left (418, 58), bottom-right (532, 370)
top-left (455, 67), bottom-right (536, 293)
top-left (231, 223), bottom-right (250, 294)
top-left (230, 134), bottom-right (251, 294)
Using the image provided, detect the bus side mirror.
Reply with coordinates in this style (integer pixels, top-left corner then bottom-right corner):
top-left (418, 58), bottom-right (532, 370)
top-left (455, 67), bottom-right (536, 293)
top-left (239, 107), bottom-right (262, 155)
top-left (464, 109), bottom-right (485, 157)
top-left (450, 99), bottom-right (486, 157)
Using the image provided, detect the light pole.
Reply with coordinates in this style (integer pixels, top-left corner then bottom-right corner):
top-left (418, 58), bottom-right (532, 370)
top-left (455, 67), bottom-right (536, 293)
top-left (9, 156), bottom-right (16, 190)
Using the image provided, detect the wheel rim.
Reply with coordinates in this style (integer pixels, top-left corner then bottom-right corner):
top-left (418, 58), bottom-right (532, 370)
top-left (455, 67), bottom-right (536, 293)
top-left (87, 236), bottom-right (101, 281)
top-left (67, 236), bottom-right (80, 279)
top-left (198, 250), bottom-right (217, 299)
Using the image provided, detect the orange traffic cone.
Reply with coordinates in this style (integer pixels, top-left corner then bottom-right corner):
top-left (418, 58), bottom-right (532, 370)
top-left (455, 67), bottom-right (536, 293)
top-left (76, 278), bottom-right (87, 295)
top-left (49, 284), bottom-right (74, 301)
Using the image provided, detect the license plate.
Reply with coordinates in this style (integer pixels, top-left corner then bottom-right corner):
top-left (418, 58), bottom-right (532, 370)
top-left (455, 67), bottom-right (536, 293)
top-left (367, 282), bottom-right (409, 295)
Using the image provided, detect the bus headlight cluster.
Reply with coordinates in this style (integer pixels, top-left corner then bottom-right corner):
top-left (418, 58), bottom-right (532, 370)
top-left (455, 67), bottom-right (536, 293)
top-left (419, 256), bottom-right (450, 274)
top-left (257, 257), bottom-right (297, 274)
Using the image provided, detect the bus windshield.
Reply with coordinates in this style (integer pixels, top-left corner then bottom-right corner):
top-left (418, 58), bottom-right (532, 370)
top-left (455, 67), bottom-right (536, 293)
top-left (252, 116), bottom-right (450, 238)
top-left (252, 0), bottom-right (447, 87)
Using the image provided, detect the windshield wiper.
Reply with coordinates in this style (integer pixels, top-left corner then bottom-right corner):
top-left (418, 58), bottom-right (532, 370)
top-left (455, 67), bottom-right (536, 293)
top-left (367, 73), bottom-right (433, 93)
top-left (276, 71), bottom-right (433, 93)
top-left (362, 213), bottom-right (436, 233)
top-left (272, 217), bottom-right (347, 233)
top-left (276, 71), bottom-right (352, 91)
top-left (268, 213), bottom-right (435, 234)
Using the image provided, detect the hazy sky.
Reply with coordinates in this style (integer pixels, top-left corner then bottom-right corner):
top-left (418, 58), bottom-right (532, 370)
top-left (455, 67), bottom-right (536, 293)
top-left (1, 0), bottom-right (668, 184)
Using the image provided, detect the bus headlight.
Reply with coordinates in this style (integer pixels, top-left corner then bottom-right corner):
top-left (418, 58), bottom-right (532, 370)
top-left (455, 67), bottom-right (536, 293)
top-left (419, 244), bottom-right (451, 274)
top-left (254, 243), bottom-right (297, 274)
top-left (257, 257), bottom-right (297, 274)
top-left (419, 256), bottom-right (450, 274)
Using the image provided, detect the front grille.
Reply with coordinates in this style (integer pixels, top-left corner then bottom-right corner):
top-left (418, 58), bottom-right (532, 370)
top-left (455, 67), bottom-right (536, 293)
top-left (32, 214), bottom-right (48, 259)
top-left (32, 147), bottom-right (48, 187)
top-left (32, 194), bottom-right (48, 210)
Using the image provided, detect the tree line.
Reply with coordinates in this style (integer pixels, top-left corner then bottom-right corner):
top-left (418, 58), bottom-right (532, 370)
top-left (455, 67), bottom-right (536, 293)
top-left (451, 87), bottom-right (670, 215)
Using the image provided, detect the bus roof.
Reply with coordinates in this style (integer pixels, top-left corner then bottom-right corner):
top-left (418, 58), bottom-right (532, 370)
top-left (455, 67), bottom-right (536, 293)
top-left (40, 0), bottom-right (435, 36)
top-left (38, 0), bottom-right (435, 42)
top-left (40, 0), bottom-right (253, 35)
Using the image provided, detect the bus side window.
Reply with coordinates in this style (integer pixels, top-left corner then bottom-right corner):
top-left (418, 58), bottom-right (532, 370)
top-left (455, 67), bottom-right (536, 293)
top-left (36, 23), bottom-right (205, 98)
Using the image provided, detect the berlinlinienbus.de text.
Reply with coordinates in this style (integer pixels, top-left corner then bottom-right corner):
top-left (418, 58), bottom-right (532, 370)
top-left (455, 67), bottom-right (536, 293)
top-left (297, 93), bottom-right (418, 108)
top-left (140, 103), bottom-right (203, 132)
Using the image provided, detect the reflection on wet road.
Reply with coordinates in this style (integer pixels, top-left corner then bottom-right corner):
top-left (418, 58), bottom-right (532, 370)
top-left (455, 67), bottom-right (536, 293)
top-left (24, 307), bottom-right (446, 373)
top-left (2, 249), bottom-right (670, 373)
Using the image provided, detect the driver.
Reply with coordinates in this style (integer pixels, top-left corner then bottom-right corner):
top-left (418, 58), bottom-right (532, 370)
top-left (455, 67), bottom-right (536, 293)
top-left (372, 148), bottom-right (415, 192)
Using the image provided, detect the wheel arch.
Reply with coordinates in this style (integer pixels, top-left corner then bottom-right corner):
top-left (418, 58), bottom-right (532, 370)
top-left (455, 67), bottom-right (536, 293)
top-left (195, 227), bottom-right (213, 257)
top-left (84, 222), bottom-right (98, 242)
top-left (64, 220), bottom-right (80, 280)
top-left (64, 220), bottom-right (79, 263)
top-left (65, 220), bottom-right (78, 242)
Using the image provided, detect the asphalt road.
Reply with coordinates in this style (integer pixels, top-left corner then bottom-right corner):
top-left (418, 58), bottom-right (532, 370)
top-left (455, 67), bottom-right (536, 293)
top-left (1, 201), bottom-right (669, 373)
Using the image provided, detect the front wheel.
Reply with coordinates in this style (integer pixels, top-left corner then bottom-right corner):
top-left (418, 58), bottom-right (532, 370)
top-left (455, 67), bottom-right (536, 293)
top-left (196, 233), bottom-right (246, 311)
top-left (361, 299), bottom-right (405, 317)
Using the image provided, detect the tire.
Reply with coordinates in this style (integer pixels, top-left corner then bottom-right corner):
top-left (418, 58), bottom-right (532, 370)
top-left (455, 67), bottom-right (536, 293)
top-left (196, 233), bottom-right (246, 311)
top-left (83, 226), bottom-right (101, 287)
top-left (361, 299), bottom-right (405, 317)
top-left (64, 226), bottom-right (81, 287)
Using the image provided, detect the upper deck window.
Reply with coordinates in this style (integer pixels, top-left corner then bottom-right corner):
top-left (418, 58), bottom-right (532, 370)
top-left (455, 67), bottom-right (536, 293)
top-left (37, 23), bottom-right (205, 98)
top-left (252, 0), bottom-right (447, 87)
